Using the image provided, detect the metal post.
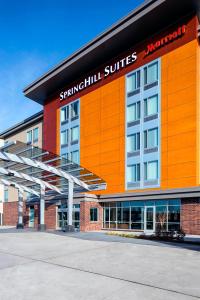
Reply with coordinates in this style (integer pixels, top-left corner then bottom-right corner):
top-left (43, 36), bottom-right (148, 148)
top-left (16, 189), bottom-right (24, 229)
top-left (38, 185), bottom-right (46, 231)
top-left (66, 180), bottom-right (74, 232)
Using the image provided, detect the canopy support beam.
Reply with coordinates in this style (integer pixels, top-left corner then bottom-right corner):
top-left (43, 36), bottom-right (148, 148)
top-left (66, 180), bottom-right (74, 232)
top-left (38, 186), bottom-right (46, 231)
top-left (16, 189), bottom-right (24, 229)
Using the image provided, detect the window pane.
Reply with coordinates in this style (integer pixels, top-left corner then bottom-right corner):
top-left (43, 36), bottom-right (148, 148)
top-left (148, 62), bottom-right (158, 83)
top-left (127, 165), bottom-right (135, 182)
top-left (71, 101), bottom-right (79, 118)
top-left (71, 151), bottom-right (79, 164)
top-left (61, 130), bottom-right (68, 145)
top-left (127, 134), bottom-right (140, 152)
top-left (71, 126), bottom-right (79, 142)
top-left (90, 208), bottom-right (98, 222)
top-left (156, 206), bottom-right (167, 223)
top-left (61, 106), bottom-right (69, 122)
top-left (127, 73), bottom-right (136, 93)
top-left (148, 95), bottom-right (158, 115)
top-left (127, 104), bottom-right (135, 122)
top-left (145, 95), bottom-right (158, 117)
top-left (168, 206), bottom-right (180, 222)
top-left (127, 71), bottom-right (140, 93)
top-left (127, 102), bottom-right (140, 122)
top-left (33, 128), bottom-right (39, 142)
top-left (27, 131), bottom-right (32, 144)
top-left (127, 135), bottom-right (135, 152)
top-left (148, 128), bottom-right (158, 148)
top-left (127, 164), bottom-right (140, 182)
top-left (144, 131), bottom-right (147, 148)
top-left (4, 189), bottom-right (8, 202)
top-left (147, 161), bottom-right (158, 180)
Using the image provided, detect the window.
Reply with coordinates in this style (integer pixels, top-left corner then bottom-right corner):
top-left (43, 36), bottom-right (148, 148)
top-left (27, 130), bottom-right (32, 144)
top-left (90, 207), bottom-right (98, 222)
top-left (127, 71), bottom-right (140, 93)
top-left (144, 161), bottom-right (158, 181)
top-left (4, 188), bottom-right (8, 202)
top-left (71, 150), bottom-right (79, 164)
top-left (144, 95), bottom-right (158, 117)
top-left (127, 102), bottom-right (140, 123)
top-left (33, 128), bottom-right (39, 143)
top-left (71, 101), bottom-right (79, 119)
top-left (61, 106), bottom-right (69, 123)
top-left (127, 133), bottom-right (140, 152)
top-left (71, 126), bottom-right (79, 143)
top-left (144, 128), bottom-right (158, 149)
top-left (61, 130), bottom-right (68, 146)
top-left (127, 164), bottom-right (140, 183)
top-left (144, 62), bottom-right (158, 85)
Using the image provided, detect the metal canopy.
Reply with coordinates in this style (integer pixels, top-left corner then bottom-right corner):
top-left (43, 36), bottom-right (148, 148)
top-left (0, 141), bottom-right (106, 198)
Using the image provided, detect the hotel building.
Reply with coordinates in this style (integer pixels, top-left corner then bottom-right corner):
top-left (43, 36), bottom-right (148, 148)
top-left (3, 0), bottom-right (200, 234)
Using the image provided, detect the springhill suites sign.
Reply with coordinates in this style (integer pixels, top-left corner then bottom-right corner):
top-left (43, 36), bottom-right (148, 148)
top-left (60, 52), bottom-right (137, 100)
top-left (60, 24), bottom-right (187, 101)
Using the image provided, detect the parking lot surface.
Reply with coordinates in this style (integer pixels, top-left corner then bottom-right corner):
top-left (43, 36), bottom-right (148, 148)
top-left (0, 228), bottom-right (199, 300)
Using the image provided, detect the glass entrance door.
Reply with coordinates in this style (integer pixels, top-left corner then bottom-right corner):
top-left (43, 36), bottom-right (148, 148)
top-left (144, 206), bottom-right (155, 233)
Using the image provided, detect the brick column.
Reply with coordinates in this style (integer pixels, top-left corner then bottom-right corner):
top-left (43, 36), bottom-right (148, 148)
top-left (181, 198), bottom-right (200, 235)
top-left (80, 197), bottom-right (103, 232)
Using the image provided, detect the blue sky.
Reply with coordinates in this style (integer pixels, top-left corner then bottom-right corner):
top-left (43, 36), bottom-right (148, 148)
top-left (0, 0), bottom-right (143, 132)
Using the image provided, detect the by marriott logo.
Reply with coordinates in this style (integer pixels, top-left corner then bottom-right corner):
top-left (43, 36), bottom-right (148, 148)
top-left (145, 25), bottom-right (187, 56)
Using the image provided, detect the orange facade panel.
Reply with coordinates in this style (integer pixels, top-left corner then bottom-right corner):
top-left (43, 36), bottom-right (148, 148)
top-left (161, 39), bottom-right (198, 189)
top-left (80, 77), bottom-right (125, 194)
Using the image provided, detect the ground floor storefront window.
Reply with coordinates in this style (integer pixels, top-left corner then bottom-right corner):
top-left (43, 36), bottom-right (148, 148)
top-left (57, 204), bottom-right (80, 229)
top-left (103, 199), bottom-right (180, 232)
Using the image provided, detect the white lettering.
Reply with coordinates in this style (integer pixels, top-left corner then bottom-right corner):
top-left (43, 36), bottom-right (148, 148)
top-left (60, 52), bottom-right (137, 100)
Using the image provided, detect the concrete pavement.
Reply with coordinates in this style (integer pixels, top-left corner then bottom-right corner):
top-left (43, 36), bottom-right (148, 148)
top-left (0, 228), bottom-right (199, 300)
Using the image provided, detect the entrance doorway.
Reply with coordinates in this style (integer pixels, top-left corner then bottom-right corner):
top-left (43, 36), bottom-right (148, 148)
top-left (29, 206), bottom-right (35, 228)
top-left (144, 206), bottom-right (155, 233)
top-left (57, 204), bottom-right (80, 230)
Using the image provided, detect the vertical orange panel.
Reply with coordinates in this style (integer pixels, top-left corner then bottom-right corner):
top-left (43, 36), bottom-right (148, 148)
top-left (80, 77), bottom-right (125, 194)
top-left (161, 39), bottom-right (198, 189)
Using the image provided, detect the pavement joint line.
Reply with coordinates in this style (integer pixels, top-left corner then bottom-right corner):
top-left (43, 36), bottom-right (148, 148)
top-left (0, 249), bottom-right (199, 299)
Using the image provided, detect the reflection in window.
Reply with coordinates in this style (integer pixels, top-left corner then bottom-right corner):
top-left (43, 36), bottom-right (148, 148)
top-left (144, 128), bottom-right (158, 149)
top-left (127, 133), bottom-right (140, 152)
top-left (61, 106), bottom-right (69, 123)
top-left (103, 200), bottom-right (180, 231)
top-left (61, 130), bottom-right (68, 146)
top-left (71, 150), bottom-right (79, 164)
top-left (127, 70), bottom-right (140, 93)
top-left (144, 95), bottom-right (158, 117)
top-left (144, 161), bottom-right (158, 181)
top-left (71, 101), bottom-right (79, 119)
top-left (127, 164), bottom-right (140, 183)
top-left (71, 126), bottom-right (79, 142)
top-left (144, 62), bottom-right (158, 85)
top-left (27, 130), bottom-right (32, 144)
top-left (127, 102), bottom-right (140, 123)
top-left (33, 127), bottom-right (39, 143)
top-left (90, 208), bottom-right (98, 222)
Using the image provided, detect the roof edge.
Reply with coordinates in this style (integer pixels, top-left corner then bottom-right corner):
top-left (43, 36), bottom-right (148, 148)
top-left (0, 110), bottom-right (43, 138)
top-left (23, 0), bottom-right (160, 94)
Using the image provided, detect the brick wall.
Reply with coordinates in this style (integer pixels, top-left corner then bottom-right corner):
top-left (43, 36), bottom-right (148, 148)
top-left (3, 202), bottom-right (18, 226)
top-left (80, 200), bottom-right (103, 232)
top-left (3, 202), bottom-right (56, 230)
top-left (45, 203), bottom-right (56, 229)
top-left (181, 198), bottom-right (200, 235)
